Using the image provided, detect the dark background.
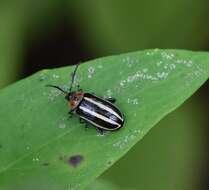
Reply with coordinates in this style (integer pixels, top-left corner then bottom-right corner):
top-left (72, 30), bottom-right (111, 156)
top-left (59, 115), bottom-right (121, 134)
top-left (0, 1), bottom-right (208, 189)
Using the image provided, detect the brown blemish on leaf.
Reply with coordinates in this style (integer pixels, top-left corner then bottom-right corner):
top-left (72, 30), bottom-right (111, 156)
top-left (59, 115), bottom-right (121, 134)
top-left (68, 155), bottom-right (84, 168)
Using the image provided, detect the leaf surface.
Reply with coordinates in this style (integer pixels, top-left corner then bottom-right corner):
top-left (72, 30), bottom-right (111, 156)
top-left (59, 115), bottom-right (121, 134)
top-left (0, 49), bottom-right (208, 189)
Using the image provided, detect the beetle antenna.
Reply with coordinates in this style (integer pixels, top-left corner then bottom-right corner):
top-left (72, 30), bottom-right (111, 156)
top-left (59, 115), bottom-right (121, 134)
top-left (69, 64), bottom-right (80, 92)
top-left (46, 85), bottom-right (68, 95)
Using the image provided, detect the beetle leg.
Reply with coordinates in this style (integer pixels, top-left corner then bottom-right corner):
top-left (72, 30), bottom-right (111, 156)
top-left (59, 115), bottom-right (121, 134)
top-left (106, 97), bottom-right (116, 103)
top-left (79, 118), bottom-right (89, 130)
top-left (85, 124), bottom-right (89, 130)
top-left (77, 85), bottom-right (83, 92)
top-left (68, 109), bottom-right (75, 118)
top-left (96, 127), bottom-right (105, 135)
top-left (79, 118), bottom-right (85, 124)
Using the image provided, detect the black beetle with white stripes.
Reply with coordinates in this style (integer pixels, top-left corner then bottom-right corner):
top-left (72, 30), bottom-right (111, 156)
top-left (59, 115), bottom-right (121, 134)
top-left (47, 64), bottom-right (125, 133)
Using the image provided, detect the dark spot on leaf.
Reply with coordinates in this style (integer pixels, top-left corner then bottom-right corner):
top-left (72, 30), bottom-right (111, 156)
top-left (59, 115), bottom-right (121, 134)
top-left (68, 155), bottom-right (84, 168)
top-left (0, 144), bottom-right (2, 149)
top-left (42, 162), bottom-right (50, 166)
top-left (59, 155), bottom-right (67, 161)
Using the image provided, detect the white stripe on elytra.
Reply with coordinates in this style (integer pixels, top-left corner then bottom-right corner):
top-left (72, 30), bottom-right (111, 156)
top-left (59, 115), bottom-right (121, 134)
top-left (79, 106), bottom-right (120, 126)
top-left (84, 97), bottom-right (123, 120)
top-left (80, 116), bottom-right (121, 130)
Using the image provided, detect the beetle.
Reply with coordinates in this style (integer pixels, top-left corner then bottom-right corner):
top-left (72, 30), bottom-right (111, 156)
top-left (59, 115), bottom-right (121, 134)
top-left (46, 64), bottom-right (125, 132)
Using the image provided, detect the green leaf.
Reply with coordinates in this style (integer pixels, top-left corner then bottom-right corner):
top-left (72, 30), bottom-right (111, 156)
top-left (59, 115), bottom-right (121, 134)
top-left (101, 98), bottom-right (207, 190)
top-left (85, 180), bottom-right (121, 190)
top-left (85, 179), bottom-right (135, 190)
top-left (0, 49), bottom-right (208, 190)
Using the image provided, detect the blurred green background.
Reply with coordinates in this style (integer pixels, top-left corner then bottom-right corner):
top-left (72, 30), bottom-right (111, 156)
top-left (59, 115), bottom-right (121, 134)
top-left (0, 1), bottom-right (208, 189)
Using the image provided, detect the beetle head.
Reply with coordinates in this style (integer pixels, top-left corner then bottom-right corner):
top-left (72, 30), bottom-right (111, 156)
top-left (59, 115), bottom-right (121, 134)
top-left (67, 91), bottom-right (84, 109)
top-left (65, 92), bottom-right (72, 101)
top-left (46, 64), bottom-right (81, 106)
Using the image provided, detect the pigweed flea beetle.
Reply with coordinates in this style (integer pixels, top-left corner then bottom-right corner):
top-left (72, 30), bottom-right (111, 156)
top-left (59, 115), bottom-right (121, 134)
top-left (46, 64), bottom-right (125, 132)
